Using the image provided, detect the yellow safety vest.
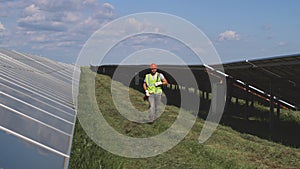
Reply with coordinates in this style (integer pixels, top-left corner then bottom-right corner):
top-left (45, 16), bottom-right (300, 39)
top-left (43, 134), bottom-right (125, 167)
top-left (145, 73), bottom-right (162, 94)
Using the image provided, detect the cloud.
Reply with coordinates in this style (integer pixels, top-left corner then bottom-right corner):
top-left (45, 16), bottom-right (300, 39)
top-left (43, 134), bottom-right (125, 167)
top-left (0, 21), bottom-right (5, 30)
top-left (103, 2), bottom-right (115, 11)
top-left (0, 1), bottom-right (28, 16)
top-left (15, 1), bottom-right (114, 38)
top-left (62, 12), bottom-right (80, 22)
top-left (18, 19), bottom-right (68, 32)
top-left (83, 0), bottom-right (98, 5)
top-left (17, 1), bottom-right (115, 32)
top-left (218, 30), bottom-right (240, 41)
top-left (124, 34), bottom-right (166, 48)
top-left (277, 41), bottom-right (287, 47)
top-left (0, 0), bottom-right (116, 63)
top-left (262, 24), bottom-right (272, 31)
top-left (91, 3), bottom-right (115, 22)
top-left (0, 21), bottom-right (8, 39)
top-left (33, 0), bottom-right (82, 12)
top-left (24, 4), bottom-right (40, 14)
top-left (124, 17), bottom-right (162, 34)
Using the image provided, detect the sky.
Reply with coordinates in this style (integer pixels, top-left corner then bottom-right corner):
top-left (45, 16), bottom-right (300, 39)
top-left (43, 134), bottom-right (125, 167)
top-left (0, 0), bottom-right (300, 65)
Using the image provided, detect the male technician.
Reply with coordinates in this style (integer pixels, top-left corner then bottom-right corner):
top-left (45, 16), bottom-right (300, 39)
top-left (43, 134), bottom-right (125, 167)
top-left (143, 63), bottom-right (168, 123)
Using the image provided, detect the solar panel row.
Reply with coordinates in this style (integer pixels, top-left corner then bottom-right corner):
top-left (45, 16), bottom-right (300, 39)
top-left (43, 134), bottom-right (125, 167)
top-left (0, 48), bottom-right (78, 169)
top-left (212, 54), bottom-right (300, 110)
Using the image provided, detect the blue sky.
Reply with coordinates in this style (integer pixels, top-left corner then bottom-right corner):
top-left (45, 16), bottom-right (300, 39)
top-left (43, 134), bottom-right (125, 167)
top-left (0, 0), bottom-right (299, 64)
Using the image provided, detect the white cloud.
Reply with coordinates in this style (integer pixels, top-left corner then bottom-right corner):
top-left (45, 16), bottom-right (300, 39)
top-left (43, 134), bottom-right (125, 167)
top-left (24, 4), bottom-right (40, 14)
top-left (18, 12), bottom-right (45, 23)
top-left (83, 0), bottom-right (98, 5)
top-left (62, 12), bottom-right (80, 22)
top-left (103, 3), bottom-right (115, 11)
top-left (218, 30), bottom-right (240, 41)
top-left (126, 17), bottom-right (144, 31)
top-left (277, 41), bottom-right (287, 47)
top-left (0, 1), bottom-right (25, 16)
top-left (124, 17), bottom-right (162, 33)
top-left (31, 34), bottom-right (48, 42)
top-left (56, 41), bottom-right (76, 47)
top-left (92, 2), bottom-right (115, 20)
top-left (0, 21), bottom-right (5, 30)
top-left (0, 21), bottom-right (7, 39)
top-left (33, 0), bottom-right (82, 11)
top-left (16, 0), bottom-right (115, 33)
top-left (0, 0), bottom-right (116, 63)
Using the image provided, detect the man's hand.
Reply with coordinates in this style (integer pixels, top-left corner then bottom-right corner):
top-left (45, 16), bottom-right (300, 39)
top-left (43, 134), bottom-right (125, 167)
top-left (145, 90), bottom-right (150, 96)
top-left (154, 82), bottom-right (162, 86)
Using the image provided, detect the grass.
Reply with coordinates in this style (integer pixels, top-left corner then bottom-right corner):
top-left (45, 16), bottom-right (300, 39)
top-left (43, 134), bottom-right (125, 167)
top-left (221, 96), bottom-right (300, 147)
top-left (69, 67), bottom-right (300, 169)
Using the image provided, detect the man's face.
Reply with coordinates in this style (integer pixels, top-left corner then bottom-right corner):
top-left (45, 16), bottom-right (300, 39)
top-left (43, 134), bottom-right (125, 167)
top-left (150, 68), bottom-right (157, 74)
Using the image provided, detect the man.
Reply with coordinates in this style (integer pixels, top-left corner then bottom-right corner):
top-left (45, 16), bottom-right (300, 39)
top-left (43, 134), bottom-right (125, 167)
top-left (143, 63), bottom-right (168, 123)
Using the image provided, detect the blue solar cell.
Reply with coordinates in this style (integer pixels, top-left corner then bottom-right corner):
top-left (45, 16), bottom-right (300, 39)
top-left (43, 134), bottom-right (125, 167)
top-left (0, 79), bottom-right (75, 116)
top-left (0, 105), bottom-right (70, 154)
top-left (0, 92), bottom-right (73, 134)
top-left (0, 48), bottom-right (77, 169)
top-left (0, 130), bottom-right (66, 169)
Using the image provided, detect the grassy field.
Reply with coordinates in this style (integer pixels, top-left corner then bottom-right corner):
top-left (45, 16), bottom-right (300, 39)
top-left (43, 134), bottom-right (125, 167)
top-left (69, 67), bottom-right (300, 169)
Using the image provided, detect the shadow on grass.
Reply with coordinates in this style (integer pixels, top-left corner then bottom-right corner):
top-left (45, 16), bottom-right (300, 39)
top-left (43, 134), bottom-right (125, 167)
top-left (198, 102), bottom-right (300, 148)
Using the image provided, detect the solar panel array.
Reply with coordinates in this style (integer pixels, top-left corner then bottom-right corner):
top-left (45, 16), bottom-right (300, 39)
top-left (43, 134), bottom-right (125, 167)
top-left (96, 53), bottom-right (300, 111)
top-left (0, 48), bottom-right (79, 169)
top-left (212, 54), bottom-right (300, 110)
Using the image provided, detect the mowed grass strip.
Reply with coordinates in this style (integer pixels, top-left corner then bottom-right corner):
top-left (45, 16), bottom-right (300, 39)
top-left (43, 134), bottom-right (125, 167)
top-left (69, 67), bottom-right (300, 169)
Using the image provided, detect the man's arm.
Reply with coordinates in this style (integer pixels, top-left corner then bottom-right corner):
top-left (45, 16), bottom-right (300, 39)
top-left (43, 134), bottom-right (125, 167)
top-left (143, 82), bottom-right (150, 96)
top-left (161, 77), bottom-right (168, 85)
top-left (160, 74), bottom-right (168, 85)
top-left (143, 82), bottom-right (147, 91)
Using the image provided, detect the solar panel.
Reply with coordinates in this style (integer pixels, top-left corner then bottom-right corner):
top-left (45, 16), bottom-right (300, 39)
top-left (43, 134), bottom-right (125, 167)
top-left (212, 54), bottom-right (300, 109)
top-left (0, 48), bottom-right (77, 169)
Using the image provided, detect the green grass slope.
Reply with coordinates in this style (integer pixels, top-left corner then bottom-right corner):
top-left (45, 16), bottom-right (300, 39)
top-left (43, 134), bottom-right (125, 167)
top-left (69, 67), bottom-right (300, 169)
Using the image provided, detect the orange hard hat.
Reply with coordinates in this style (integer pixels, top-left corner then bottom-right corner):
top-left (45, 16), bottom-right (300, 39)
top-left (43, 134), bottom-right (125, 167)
top-left (150, 63), bottom-right (157, 69)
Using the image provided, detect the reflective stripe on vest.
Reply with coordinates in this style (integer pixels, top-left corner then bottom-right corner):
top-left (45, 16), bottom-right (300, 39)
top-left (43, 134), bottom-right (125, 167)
top-left (146, 73), bottom-right (162, 94)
